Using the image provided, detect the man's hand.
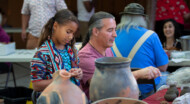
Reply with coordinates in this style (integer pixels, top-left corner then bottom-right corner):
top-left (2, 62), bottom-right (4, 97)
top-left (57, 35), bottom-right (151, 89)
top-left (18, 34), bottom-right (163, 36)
top-left (21, 30), bottom-right (27, 42)
top-left (136, 66), bottom-right (161, 80)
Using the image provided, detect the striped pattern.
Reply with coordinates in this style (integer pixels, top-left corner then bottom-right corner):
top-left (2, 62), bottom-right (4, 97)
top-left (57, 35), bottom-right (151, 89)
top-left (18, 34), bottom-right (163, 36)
top-left (30, 40), bottom-right (79, 84)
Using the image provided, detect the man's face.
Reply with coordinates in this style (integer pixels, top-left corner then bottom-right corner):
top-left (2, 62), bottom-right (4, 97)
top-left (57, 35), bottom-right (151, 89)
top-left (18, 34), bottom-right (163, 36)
top-left (96, 18), bottom-right (117, 48)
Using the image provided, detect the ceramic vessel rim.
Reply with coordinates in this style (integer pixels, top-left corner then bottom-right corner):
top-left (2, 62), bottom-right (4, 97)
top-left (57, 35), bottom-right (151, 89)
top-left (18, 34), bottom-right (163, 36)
top-left (91, 97), bottom-right (148, 104)
top-left (95, 57), bottom-right (131, 65)
top-left (180, 35), bottom-right (190, 39)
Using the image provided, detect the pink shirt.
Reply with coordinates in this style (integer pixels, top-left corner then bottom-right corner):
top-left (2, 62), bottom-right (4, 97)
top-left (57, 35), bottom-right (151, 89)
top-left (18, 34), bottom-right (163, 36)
top-left (78, 43), bottom-right (113, 98)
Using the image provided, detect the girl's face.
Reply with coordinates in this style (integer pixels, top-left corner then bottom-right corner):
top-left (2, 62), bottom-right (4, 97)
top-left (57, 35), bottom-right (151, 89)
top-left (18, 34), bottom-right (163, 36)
top-left (53, 21), bottom-right (78, 46)
top-left (163, 21), bottom-right (175, 38)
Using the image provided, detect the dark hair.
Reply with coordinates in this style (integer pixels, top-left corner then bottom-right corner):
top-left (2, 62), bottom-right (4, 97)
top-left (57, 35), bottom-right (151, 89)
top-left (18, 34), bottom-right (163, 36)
top-left (80, 11), bottom-right (115, 49)
top-left (160, 19), bottom-right (181, 44)
top-left (38, 9), bottom-right (79, 60)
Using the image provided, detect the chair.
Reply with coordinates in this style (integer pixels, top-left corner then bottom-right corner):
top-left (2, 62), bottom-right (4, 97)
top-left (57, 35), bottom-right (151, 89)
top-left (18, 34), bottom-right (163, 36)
top-left (31, 90), bottom-right (37, 104)
top-left (131, 68), bottom-right (157, 92)
top-left (0, 63), bottom-right (16, 88)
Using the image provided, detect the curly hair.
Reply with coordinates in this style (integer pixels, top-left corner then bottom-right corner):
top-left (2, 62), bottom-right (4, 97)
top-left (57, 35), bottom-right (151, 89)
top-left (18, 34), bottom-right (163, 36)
top-left (160, 19), bottom-right (181, 44)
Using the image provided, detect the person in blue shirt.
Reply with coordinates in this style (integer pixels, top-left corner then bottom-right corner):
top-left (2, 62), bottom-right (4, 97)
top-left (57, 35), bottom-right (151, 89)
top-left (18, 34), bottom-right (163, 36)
top-left (112, 3), bottom-right (169, 99)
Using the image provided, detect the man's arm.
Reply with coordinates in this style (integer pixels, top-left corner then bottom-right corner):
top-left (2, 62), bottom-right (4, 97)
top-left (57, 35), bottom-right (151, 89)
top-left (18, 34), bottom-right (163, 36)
top-left (132, 66), bottom-right (161, 80)
top-left (83, 0), bottom-right (95, 12)
top-left (157, 64), bottom-right (168, 72)
top-left (21, 14), bottom-right (30, 41)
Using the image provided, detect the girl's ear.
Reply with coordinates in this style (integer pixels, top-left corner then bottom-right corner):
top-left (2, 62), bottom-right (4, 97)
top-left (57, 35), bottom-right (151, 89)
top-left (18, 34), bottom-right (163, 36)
top-left (53, 21), bottom-right (58, 31)
top-left (92, 28), bottom-right (99, 37)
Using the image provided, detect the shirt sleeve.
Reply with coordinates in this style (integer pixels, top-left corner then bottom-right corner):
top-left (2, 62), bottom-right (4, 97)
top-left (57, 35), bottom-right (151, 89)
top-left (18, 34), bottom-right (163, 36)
top-left (55, 0), bottom-right (67, 11)
top-left (151, 32), bottom-right (169, 67)
top-left (30, 51), bottom-right (48, 82)
top-left (21, 0), bottom-right (30, 15)
top-left (0, 27), bottom-right (10, 43)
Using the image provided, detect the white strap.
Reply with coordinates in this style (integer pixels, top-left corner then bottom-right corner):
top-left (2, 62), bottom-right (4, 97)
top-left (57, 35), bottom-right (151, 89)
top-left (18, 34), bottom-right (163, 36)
top-left (113, 41), bottom-right (122, 57)
top-left (113, 30), bottom-right (154, 60)
top-left (128, 30), bottom-right (154, 60)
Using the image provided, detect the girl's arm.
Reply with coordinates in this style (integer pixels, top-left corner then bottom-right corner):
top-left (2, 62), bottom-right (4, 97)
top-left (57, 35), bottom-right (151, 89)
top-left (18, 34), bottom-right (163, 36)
top-left (31, 51), bottom-right (52, 92)
top-left (32, 79), bottom-right (53, 92)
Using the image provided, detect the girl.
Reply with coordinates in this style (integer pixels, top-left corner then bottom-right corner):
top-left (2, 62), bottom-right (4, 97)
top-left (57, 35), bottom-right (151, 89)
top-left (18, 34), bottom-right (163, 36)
top-left (30, 9), bottom-right (82, 92)
top-left (161, 19), bottom-right (182, 51)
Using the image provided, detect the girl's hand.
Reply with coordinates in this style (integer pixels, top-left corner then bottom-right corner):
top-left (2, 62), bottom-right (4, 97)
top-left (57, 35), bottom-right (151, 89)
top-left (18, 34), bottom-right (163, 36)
top-left (75, 68), bottom-right (83, 80)
top-left (69, 68), bottom-right (83, 80)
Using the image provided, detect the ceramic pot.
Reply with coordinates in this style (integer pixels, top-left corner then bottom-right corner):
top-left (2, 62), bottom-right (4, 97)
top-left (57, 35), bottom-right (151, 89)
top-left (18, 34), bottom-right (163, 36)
top-left (37, 70), bottom-right (87, 104)
top-left (169, 84), bottom-right (179, 96)
top-left (164, 90), bottom-right (177, 102)
top-left (92, 97), bottom-right (147, 104)
top-left (90, 57), bottom-right (139, 102)
top-left (180, 86), bottom-right (190, 96)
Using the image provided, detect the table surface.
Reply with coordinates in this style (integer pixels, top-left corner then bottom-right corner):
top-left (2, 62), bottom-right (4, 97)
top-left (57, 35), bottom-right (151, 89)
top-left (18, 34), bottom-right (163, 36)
top-left (3, 28), bottom-right (26, 33)
top-left (143, 88), bottom-right (181, 104)
top-left (0, 43), bottom-right (82, 62)
top-left (0, 49), bottom-right (36, 62)
top-left (169, 60), bottom-right (190, 66)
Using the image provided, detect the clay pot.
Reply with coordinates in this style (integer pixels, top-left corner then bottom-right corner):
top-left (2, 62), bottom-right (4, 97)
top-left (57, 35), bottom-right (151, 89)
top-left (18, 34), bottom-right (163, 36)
top-left (37, 70), bottom-right (87, 104)
top-left (90, 57), bottom-right (139, 102)
top-left (92, 97), bottom-right (147, 104)
top-left (180, 86), bottom-right (190, 96)
top-left (164, 90), bottom-right (177, 102)
top-left (169, 84), bottom-right (179, 96)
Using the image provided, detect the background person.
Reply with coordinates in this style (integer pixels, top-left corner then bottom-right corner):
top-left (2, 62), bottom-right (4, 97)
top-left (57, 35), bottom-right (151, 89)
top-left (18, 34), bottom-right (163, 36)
top-left (155, 0), bottom-right (190, 40)
top-left (161, 19), bottom-right (182, 51)
top-left (112, 3), bottom-right (168, 99)
top-left (77, 0), bottom-right (95, 41)
top-left (21, 0), bottom-right (67, 49)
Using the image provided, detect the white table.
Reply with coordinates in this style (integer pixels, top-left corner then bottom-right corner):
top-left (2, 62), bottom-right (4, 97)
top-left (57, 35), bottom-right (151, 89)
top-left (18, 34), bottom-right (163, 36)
top-left (0, 49), bottom-right (35, 88)
top-left (3, 28), bottom-right (28, 34)
top-left (0, 43), bottom-right (82, 62)
top-left (169, 60), bottom-right (190, 66)
top-left (0, 49), bottom-right (36, 62)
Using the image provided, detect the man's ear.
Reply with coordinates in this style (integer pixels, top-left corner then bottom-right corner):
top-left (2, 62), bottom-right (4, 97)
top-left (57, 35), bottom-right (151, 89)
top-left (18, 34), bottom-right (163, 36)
top-left (92, 28), bottom-right (99, 37)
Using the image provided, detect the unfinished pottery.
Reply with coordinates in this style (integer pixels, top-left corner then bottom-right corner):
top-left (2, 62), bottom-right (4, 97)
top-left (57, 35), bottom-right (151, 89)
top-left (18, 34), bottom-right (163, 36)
top-left (90, 57), bottom-right (139, 102)
top-left (92, 97), bottom-right (147, 104)
top-left (37, 70), bottom-right (87, 104)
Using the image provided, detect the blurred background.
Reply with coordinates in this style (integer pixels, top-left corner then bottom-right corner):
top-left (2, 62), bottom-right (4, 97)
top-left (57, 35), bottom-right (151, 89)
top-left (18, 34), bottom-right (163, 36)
top-left (0, 0), bottom-right (189, 49)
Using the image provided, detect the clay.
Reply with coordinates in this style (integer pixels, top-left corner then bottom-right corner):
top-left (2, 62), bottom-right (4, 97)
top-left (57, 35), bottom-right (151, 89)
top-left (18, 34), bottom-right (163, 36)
top-left (180, 86), bottom-right (190, 96)
top-left (90, 57), bottom-right (139, 102)
top-left (37, 70), bottom-right (88, 104)
top-left (91, 97), bottom-right (147, 104)
top-left (164, 90), bottom-right (177, 102)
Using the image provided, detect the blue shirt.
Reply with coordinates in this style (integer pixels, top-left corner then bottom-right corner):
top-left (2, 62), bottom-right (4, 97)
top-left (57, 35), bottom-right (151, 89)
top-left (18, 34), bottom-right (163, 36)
top-left (58, 48), bottom-right (72, 71)
top-left (112, 26), bottom-right (168, 94)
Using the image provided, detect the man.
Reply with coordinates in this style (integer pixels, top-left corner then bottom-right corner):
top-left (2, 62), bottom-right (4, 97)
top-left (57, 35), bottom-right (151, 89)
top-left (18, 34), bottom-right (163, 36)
top-left (77, 0), bottom-right (95, 41)
top-left (78, 11), bottom-right (161, 99)
top-left (112, 3), bottom-right (168, 99)
top-left (21, 0), bottom-right (67, 49)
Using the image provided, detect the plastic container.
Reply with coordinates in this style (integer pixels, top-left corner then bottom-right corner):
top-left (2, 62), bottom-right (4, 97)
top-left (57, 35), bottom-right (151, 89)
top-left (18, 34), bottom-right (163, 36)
top-left (0, 42), bottom-right (15, 56)
top-left (0, 87), bottom-right (33, 104)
